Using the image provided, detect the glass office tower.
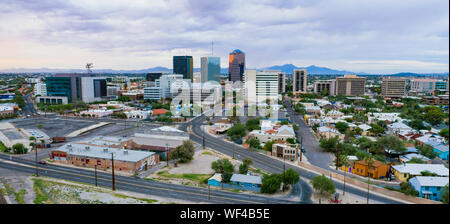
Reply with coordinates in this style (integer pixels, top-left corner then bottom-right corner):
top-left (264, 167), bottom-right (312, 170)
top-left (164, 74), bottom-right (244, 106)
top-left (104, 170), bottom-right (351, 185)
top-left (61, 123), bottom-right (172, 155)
top-left (173, 56), bottom-right (194, 82)
top-left (228, 49), bottom-right (245, 82)
top-left (201, 56), bottom-right (221, 83)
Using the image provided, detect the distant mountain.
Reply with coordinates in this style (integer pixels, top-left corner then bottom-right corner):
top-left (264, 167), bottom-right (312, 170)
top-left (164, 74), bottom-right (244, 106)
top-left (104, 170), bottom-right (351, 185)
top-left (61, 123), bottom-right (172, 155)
top-left (263, 64), bottom-right (360, 74)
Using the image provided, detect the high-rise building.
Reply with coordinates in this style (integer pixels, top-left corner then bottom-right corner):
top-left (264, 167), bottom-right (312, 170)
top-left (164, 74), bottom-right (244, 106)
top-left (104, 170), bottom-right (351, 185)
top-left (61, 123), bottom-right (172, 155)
top-left (146, 73), bottom-right (164, 82)
top-left (410, 79), bottom-right (449, 96)
top-left (228, 49), bottom-right (245, 82)
top-left (293, 69), bottom-right (307, 93)
top-left (46, 74), bottom-right (106, 103)
top-left (173, 56), bottom-right (193, 82)
top-left (313, 80), bottom-right (336, 96)
top-left (201, 56), bottom-right (221, 83)
top-left (381, 77), bottom-right (406, 98)
top-left (244, 70), bottom-right (280, 104)
top-left (34, 82), bottom-right (47, 96)
top-left (278, 72), bottom-right (286, 94)
top-left (335, 75), bottom-right (366, 96)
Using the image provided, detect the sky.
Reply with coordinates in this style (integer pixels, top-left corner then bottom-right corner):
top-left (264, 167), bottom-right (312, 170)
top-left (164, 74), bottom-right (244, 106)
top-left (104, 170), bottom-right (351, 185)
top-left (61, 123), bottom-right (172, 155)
top-left (0, 0), bottom-right (448, 74)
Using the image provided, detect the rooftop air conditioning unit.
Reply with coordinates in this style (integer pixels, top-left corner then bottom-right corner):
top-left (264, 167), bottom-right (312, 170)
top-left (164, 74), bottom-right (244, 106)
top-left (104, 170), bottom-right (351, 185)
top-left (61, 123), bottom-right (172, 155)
top-left (103, 148), bottom-right (108, 153)
top-left (85, 146), bottom-right (90, 150)
top-left (123, 150), bottom-right (128, 155)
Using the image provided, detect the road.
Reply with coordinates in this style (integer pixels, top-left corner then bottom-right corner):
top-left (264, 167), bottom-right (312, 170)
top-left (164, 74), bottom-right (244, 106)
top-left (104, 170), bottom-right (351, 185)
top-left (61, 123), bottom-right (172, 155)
top-left (284, 100), bottom-right (334, 170)
top-left (183, 114), bottom-right (405, 204)
top-left (0, 153), bottom-right (301, 204)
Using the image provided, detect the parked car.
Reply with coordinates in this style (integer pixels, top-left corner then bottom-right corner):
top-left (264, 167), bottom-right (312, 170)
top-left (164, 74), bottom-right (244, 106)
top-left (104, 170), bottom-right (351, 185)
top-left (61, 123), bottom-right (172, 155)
top-left (38, 161), bottom-right (47, 165)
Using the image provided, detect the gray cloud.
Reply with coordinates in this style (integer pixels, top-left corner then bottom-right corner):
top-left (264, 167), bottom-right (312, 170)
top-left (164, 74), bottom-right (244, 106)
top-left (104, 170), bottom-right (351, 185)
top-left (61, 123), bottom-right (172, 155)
top-left (0, 0), bottom-right (448, 73)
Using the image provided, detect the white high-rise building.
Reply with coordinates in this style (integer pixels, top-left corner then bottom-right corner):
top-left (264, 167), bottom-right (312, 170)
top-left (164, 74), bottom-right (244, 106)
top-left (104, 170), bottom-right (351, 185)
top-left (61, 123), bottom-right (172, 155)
top-left (244, 70), bottom-right (280, 105)
top-left (80, 77), bottom-right (107, 103)
top-left (34, 82), bottom-right (47, 96)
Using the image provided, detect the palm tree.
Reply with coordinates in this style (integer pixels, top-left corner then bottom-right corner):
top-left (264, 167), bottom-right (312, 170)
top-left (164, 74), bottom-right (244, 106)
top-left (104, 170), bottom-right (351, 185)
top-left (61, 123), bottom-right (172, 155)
top-left (339, 155), bottom-right (350, 195)
top-left (364, 155), bottom-right (375, 204)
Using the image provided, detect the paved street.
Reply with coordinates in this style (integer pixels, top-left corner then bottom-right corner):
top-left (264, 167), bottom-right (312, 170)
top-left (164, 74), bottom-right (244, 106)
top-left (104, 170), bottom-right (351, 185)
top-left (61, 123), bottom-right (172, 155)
top-left (182, 114), bottom-right (404, 204)
top-left (284, 100), bottom-right (334, 170)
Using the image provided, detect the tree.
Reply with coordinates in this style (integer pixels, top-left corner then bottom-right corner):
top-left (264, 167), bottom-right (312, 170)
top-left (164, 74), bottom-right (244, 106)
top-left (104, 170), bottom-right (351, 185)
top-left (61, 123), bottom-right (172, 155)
top-left (335, 122), bottom-right (349, 134)
top-left (319, 137), bottom-right (339, 153)
top-left (286, 138), bottom-right (296, 144)
top-left (376, 136), bottom-right (406, 154)
top-left (246, 117), bottom-right (261, 131)
top-left (369, 123), bottom-right (385, 136)
top-left (170, 140), bottom-right (195, 163)
top-left (211, 159), bottom-right (234, 174)
top-left (245, 137), bottom-right (261, 149)
top-left (12, 143), bottom-right (28, 154)
top-left (310, 175), bottom-right (336, 204)
top-left (409, 119), bottom-right (427, 130)
top-left (441, 185), bottom-right (449, 204)
top-left (280, 120), bottom-right (289, 125)
top-left (283, 168), bottom-right (300, 186)
top-left (417, 144), bottom-right (437, 159)
top-left (423, 106), bottom-right (446, 126)
top-left (439, 128), bottom-right (449, 141)
top-left (238, 158), bottom-right (253, 174)
top-left (263, 140), bottom-right (276, 152)
top-left (227, 123), bottom-right (246, 141)
top-left (261, 173), bottom-right (282, 194)
top-left (118, 96), bottom-right (131, 102)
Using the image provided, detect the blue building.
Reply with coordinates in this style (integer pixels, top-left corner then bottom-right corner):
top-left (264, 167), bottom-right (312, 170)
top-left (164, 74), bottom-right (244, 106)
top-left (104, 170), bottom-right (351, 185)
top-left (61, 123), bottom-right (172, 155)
top-left (208, 173), bottom-right (262, 192)
top-left (409, 176), bottom-right (449, 201)
top-left (433, 144), bottom-right (449, 160)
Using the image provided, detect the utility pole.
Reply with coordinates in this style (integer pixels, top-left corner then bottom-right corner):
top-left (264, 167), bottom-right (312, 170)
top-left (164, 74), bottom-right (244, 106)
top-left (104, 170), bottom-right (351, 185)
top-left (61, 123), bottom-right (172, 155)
top-left (202, 125), bottom-right (205, 150)
top-left (367, 166), bottom-right (370, 204)
top-left (94, 165), bottom-right (98, 187)
top-left (34, 138), bottom-right (38, 176)
top-left (232, 143), bottom-right (235, 159)
top-left (343, 167), bottom-right (347, 196)
top-left (283, 156), bottom-right (286, 192)
top-left (166, 143), bottom-right (169, 167)
top-left (208, 184), bottom-right (211, 200)
top-left (111, 153), bottom-right (115, 191)
top-left (299, 137), bottom-right (303, 162)
top-left (335, 144), bottom-right (339, 170)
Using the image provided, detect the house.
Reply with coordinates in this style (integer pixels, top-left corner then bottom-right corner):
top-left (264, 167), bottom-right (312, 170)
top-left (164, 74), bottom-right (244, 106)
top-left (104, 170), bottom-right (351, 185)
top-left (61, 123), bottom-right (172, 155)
top-left (326, 110), bottom-right (344, 119)
top-left (357, 124), bottom-right (372, 136)
top-left (208, 173), bottom-right (222, 187)
top-left (124, 110), bottom-right (152, 119)
top-left (387, 122), bottom-right (413, 135)
top-left (399, 153), bottom-right (431, 164)
top-left (352, 160), bottom-right (390, 179)
top-left (272, 142), bottom-right (298, 161)
top-left (317, 126), bottom-right (344, 140)
top-left (391, 163), bottom-right (449, 182)
top-left (409, 176), bottom-right (449, 201)
top-left (230, 174), bottom-right (262, 192)
top-left (248, 125), bottom-right (296, 144)
top-left (433, 144), bottom-right (449, 160)
top-left (415, 134), bottom-right (446, 146)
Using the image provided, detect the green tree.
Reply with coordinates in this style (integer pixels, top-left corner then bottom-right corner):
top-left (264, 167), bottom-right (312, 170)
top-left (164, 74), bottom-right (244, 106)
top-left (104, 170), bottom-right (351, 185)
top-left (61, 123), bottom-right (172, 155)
top-left (246, 117), bottom-right (261, 131)
top-left (283, 168), bottom-right (300, 186)
top-left (335, 122), bottom-right (349, 134)
top-left (261, 173), bottom-right (282, 194)
top-left (238, 158), bottom-right (253, 174)
top-left (319, 137), bottom-right (339, 153)
top-left (170, 140), bottom-right (195, 163)
top-left (263, 140), bottom-right (276, 152)
top-left (441, 185), bottom-right (449, 204)
top-left (227, 123), bottom-right (246, 140)
top-left (12, 143), bottom-right (28, 154)
top-left (423, 106), bottom-right (446, 126)
top-left (439, 128), bottom-right (449, 141)
top-left (245, 138), bottom-right (261, 149)
top-left (377, 136), bottom-right (406, 154)
top-left (369, 123), bottom-right (385, 136)
top-left (211, 159), bottom-right (234, 174)
top-left (310, 175), bottom-right (336, 204)
top-left (417, 144), bottom-right (437, 159)
top-left (409, 119), bottom-right (427, 130)
top-left (118, 96), bottom-right (131, 102)
top-left (286, 138), bottom-right (296, 144)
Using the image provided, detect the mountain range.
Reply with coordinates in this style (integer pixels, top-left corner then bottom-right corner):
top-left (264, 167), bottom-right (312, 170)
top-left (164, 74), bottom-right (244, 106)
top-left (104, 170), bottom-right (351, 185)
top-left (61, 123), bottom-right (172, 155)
top-left (0, 64), bottom-right (447, 76)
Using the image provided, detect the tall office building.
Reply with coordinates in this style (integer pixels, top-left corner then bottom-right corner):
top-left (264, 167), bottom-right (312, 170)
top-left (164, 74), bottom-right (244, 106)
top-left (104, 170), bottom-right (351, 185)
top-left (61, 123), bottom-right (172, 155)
top-left (293, 69), bottom-right (307, 93)
top-left (173, 56), bottom-right (193, 82)
top-left (410, 79), bottom-right (449, 96)
top-left (244, 70), bottom-right (280, 104)
top-left (335, 75), bottom-right (366, 96)
top-left (278, 72), bottom-right (286, 94)
top-left (313, 80), bottom-right (336, 96)
top-left (46, 74), bottom-right (106, 103)
top-left (381, 77), bottom-right (406, 98)
top-left (146, 73), bottom-right (164, 82)
top-left (201, 56), bottom-right (221, 83)
top-left (228, 49), bottom-right (245, 82)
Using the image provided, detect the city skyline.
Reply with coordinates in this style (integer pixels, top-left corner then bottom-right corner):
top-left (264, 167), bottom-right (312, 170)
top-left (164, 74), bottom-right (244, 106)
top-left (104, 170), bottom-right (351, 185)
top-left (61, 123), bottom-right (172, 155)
top-left (0, 0), bottom-right (448, 73)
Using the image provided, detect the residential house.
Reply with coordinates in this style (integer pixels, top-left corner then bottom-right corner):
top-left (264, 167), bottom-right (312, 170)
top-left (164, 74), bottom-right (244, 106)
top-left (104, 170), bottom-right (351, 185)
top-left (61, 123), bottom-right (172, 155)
top-left (230, 174), bottom-right (262, 192)
top-left (353, 160), bottom-right (390, 179)
top-left (272, 142), bottom-right (298, 161)
top-left (357, 124), bottom-right (372, 136)
top-left (391, 163), bottom-right (449, 182)
top-left (399, 153), bottom-right (431, 164)
top-left (387, 122), bottom-right (413, 135)
top-left (433, 144), bottom-right (449, 160)
top-left (317, 126), bottom-right (344, 140)
top-left (208, 173), bottom-right (223, 187)
top-left (409, 176), bottom-right (449, 201)
top-left (248, 125), bottom-right (296, 144)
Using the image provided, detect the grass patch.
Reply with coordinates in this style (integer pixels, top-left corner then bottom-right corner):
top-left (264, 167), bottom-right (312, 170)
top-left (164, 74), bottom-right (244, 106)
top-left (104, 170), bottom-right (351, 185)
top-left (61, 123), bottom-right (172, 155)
top-left (157, 171), bottom-right (212, 183)
top-left (201, 151), bottom-right (213, 155)
top-left (33, 179), bottom-right (52, 204)
top-left (14, 189), bottom-right (26, 204)
top-left (1, 181), bottom-right (15, 195)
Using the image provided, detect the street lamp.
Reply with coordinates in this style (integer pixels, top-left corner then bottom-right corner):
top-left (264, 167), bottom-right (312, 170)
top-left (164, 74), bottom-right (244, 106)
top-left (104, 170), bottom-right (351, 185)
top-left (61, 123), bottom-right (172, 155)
top-left (111, 152), bottom-right (115, 191)
top-left (165, 143), bottom-right (169, 167)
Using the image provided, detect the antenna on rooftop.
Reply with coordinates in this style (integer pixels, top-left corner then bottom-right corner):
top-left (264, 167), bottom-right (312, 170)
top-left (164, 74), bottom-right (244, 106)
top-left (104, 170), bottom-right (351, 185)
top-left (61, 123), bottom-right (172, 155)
top-left (211, 41), bottom-right (214, 56)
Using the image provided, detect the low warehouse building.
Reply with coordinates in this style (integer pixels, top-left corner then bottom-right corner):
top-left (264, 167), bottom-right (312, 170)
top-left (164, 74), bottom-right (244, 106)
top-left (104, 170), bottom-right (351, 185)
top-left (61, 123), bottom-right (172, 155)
top-left (51, 143), bottom-right (158, 173)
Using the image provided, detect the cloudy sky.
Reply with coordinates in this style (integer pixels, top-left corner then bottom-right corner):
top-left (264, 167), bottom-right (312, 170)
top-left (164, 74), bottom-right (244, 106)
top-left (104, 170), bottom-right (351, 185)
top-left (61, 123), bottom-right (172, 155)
top-left (0, 0), bottom-right (448, 73)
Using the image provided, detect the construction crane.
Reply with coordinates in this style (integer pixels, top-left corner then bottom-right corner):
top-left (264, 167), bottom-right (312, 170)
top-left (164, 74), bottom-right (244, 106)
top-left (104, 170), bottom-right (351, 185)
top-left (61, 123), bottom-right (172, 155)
top-left (86, 63), bottom-right (93, 74)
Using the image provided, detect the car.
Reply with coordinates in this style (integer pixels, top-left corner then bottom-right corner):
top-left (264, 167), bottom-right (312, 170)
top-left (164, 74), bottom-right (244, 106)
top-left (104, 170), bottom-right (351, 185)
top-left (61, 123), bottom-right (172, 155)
top-left (38, 161), bottom-right (47, 165)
